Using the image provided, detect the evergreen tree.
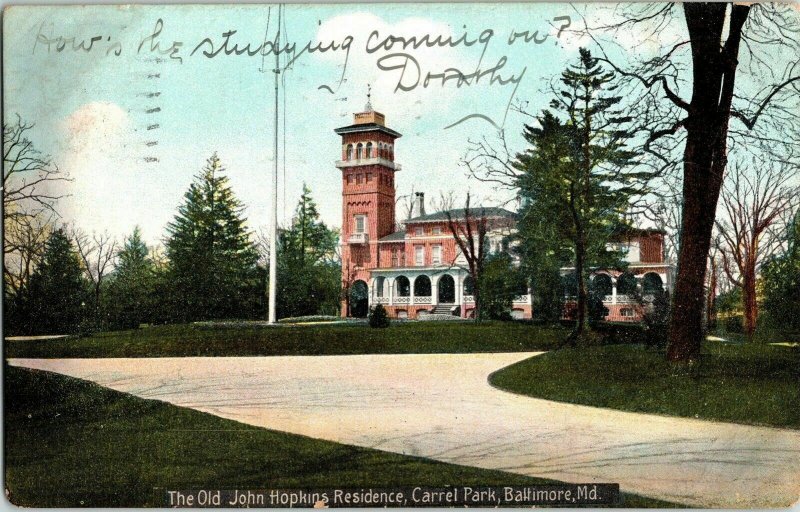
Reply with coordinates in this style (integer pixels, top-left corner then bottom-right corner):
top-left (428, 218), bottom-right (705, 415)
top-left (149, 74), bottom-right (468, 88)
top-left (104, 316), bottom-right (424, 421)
top-left (282, 183), bottom-right (338, 265)
top-left (106, 227), bottom-right (157, 329)
top-left (165, 154), bottom-right (262, 322)
top-left (277, 185), bottom-right (340, 318)
top-left (14, 228), bottom-right (89, 334)
top-left (761, 210), bottom-right (800, 332)
top-left (514, 48), bottom-right (650, 343)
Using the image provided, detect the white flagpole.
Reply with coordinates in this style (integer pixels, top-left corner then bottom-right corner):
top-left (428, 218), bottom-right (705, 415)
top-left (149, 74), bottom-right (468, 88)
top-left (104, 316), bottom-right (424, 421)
top-left (268, 5), bottom-right (280, 324)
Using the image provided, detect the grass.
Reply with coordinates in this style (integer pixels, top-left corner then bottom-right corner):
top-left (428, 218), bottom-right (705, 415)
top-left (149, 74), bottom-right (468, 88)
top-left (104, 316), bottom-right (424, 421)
top-left (490, 341), bottom-right (800, 429)
top-left (4, 321), bottom-right (566, 359)
top-left (4, 365), bottom-right (676, 507)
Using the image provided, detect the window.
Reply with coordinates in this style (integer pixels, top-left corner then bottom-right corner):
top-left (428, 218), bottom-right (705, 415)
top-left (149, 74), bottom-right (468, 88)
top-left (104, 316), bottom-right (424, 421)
top-left (620, 308), bottom-right (635, 318)
top-left (356, 143), bottom-right (363, 159)
top-left (354, 215), bottom-right (366, 233)
top-left (366, 172), bottom-right (373, 182)
top-left (415, 246), bottom-right (424, 266)
top-left (346, 145), bottom-right (353, 160)
top-left (356, 174), bottom-right (363, 184)
top-left (414, 227), bottom-right (424, 236)
top-left (366, 142), bottom-right (373, 158)
top-left (432, 226), bottom-right (442, 235)
top-left (347, 174), bottom-right (353, 184)
top-left (432, 245), bottom-right (442, 264)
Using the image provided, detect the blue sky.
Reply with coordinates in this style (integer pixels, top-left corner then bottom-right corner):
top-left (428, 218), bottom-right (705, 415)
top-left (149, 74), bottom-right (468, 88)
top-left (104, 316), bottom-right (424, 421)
top-left (4, 3), bottom-right (684, 244)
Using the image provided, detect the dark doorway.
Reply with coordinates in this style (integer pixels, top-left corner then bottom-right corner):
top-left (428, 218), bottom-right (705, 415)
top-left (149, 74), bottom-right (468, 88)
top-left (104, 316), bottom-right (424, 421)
top-left (438, 275), bottom-right (455, 303)
top-left (350, 280), bottom-right (369, 318)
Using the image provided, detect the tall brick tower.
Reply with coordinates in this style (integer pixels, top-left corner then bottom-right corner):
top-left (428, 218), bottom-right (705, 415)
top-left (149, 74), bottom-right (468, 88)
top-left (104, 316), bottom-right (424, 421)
top-left (335, 97), bottom-right (401, 316)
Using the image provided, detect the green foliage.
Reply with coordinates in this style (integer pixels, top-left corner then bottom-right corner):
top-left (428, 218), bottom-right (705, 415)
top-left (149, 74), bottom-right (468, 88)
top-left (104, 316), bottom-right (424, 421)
top-left (10, 229), bottom-right (90, 335)
top-left (277, 184), bottom-right (341, 319)
top-left (514, 48), bottom-right (650, 334)
top-left (643, 290), bottom-right (670, 347)
top-left (105, 227), bottom-right (158, 329)
top-left (480, 253), bottom-right (528, 320)
top-left (368, 304), bottom-right (390, 328)
top-left (165, 154), bottom-right (264, 322)
top-left (761, 211), bottom-right (800, 332)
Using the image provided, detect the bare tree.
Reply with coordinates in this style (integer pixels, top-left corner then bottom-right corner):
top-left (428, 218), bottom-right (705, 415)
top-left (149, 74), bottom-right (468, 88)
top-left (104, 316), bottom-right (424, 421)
top-left (3, 213), bottom-right (52, 297)
top-left (3, 116), bottom-right (69, 300)
top-left (3, 116), bottom-right (69, 224)
top-left (71, 227), bottom-right (118, 319)
top-left (574, 3), bottom-right (800, 361)
top-left (705, 240), bottom-right (721, 331)
top-left (441, 192), bottom-right (489, 322)
top-left (714, 161), bottom-right (798, 339)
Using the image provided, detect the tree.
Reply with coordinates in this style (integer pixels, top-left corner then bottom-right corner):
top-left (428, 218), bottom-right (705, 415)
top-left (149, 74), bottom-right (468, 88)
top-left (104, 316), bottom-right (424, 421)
top-left (106, 227), bottom-right (157, 329)
top-left (480, 253), bottom-right (528, 320)
top-left (577, 3), bottom-right (800, 361)
top-left (277, 185), bottom-right (340, 318)
top-left (12, 228), bottom-right (89, 335)
top-left (165, 153), bottom-right (262, 322)
top-left (3, 213), bottom-right (52, 300)
top-left (443, 193), bottom-right (489, 322)
top-left (3, 116), bottom-right (69, 229)
top-left (714, 162), bottom-right (798, 339)
top-left (3, 116), bottom-right (68, 307)
top-left (761, 210), bottom-right (800, 333)
top-left (513, 49), bottom-right (646, 343)
top-left (71, 227), bottom-right (118, 327)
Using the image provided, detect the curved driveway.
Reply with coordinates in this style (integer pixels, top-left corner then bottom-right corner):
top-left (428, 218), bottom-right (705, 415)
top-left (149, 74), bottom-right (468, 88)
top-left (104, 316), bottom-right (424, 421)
top-left (9, 354), bottom-right (800, 508)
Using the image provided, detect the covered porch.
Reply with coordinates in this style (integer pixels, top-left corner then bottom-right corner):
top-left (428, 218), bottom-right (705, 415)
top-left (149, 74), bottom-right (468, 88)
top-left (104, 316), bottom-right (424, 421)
top-left (368, 268), bottom-right (533, 320)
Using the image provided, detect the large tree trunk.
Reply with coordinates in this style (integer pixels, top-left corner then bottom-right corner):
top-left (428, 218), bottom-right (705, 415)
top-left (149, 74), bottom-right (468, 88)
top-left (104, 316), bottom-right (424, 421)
top-left (666, 3), bottom-right (750, 362)
top-left (742, 262), bottom-right (758, 339)
top-left (706, 257), bottom-right (717, 329)
top-left (574, 238), bottom-right (587, 340)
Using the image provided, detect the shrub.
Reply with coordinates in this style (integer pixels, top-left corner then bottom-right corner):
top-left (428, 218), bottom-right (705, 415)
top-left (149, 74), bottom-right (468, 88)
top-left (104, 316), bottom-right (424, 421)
top-left (368, 304), bottom-right (390, 328)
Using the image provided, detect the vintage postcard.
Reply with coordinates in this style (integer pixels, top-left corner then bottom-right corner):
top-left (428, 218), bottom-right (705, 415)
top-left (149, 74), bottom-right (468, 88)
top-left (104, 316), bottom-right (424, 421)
top-left (3, 1), bottom-right (800, 508)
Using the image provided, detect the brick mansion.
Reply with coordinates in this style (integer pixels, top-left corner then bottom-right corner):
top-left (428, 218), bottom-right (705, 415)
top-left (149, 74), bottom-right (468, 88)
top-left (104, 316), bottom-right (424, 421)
top-left (336, 103), bottom-right (674, 321)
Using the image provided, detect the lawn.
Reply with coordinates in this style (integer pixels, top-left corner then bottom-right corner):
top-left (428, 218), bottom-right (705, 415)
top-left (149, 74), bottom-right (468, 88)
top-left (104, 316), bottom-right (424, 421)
top-left (4, 365), bottom-right (674, 507)
top-left (5, 321), bottom-right (566, 358)
top-left (490, 341), bottom-right (800, 429)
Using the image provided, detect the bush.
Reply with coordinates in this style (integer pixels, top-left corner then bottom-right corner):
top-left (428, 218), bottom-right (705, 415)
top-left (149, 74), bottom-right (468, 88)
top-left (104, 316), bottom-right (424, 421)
top-left (368, 304), bottom-right (390, 328)
top-left (643, 290), bottom-right (670, 347)
top-left (724, 315), bottom-right (744, 334)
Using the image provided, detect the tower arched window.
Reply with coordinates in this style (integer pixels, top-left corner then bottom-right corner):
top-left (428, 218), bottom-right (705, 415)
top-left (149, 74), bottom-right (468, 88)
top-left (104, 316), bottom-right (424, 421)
top-left (388, 144), bottom-right (394, 159)
top-left (346, 144), bottom-right (353, 160)
top-left (366, 142), bottom-right (373, 159)
top-left (378, 142), bottom-right (384, 158)
top-left (356, 143), bottom-right (363, 159)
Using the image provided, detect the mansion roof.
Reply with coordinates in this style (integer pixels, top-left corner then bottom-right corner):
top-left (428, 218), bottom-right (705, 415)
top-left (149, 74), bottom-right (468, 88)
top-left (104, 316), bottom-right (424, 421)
top-left (378, 231), bottom-right (407, 243)
top-left (406, 207), bottom-right (517, 224)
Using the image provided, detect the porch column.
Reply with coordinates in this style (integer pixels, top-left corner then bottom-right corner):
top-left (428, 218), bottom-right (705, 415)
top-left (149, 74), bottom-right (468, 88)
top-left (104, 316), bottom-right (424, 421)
top-left (431, 276), bottom-right (439, 306)
top-left (410, 275), bottom-right (416, 305)
top-left (611, 277), bottom-right (617, 305)
top-left (367, 278), bottom-right (374, 307)
top-left (388, 277), bottom-right (394, 305)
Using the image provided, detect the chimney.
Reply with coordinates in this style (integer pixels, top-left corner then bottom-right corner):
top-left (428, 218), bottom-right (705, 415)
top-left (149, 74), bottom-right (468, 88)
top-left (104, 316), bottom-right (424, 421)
top-left (415, 192), bottom-right (426, 216)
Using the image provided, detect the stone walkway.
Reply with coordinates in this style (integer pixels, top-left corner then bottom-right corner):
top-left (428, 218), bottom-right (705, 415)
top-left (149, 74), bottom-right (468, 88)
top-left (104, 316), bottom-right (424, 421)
top-left (9, 354), bottom-right (800, 508)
